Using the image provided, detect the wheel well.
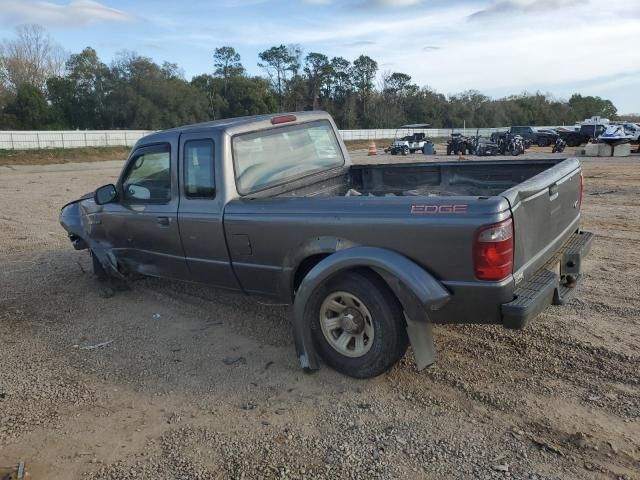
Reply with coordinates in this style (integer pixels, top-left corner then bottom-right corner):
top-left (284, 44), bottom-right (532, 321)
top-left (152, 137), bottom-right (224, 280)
top-left (293, 259), bottom-right (403, 317)
top-left (293, 254), bottom-right (330, 294)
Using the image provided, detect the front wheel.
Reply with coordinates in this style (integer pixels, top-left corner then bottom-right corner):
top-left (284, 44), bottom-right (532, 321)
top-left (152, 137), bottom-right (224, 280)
top-left (307, 270), bottom-right (409, 378)
top-left (402, 146), bottom-right (409, 156)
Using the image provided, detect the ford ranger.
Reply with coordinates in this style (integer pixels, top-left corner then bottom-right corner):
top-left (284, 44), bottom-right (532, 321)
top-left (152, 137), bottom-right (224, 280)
top-left (60, 111), bottom-right (593, 378)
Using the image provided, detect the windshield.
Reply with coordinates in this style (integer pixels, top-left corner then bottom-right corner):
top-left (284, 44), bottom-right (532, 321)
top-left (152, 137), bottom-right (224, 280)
top-left (233, 120), bottom-right (344, 195)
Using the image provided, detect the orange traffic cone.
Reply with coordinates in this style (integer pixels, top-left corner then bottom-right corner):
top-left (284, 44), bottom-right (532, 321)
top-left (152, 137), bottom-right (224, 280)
top-left (367, 140), bottom-right (377, 156)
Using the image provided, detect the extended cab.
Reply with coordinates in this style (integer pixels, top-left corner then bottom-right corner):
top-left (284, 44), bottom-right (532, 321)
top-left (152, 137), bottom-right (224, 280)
top-left (60, 112), bottom-right (593, 378)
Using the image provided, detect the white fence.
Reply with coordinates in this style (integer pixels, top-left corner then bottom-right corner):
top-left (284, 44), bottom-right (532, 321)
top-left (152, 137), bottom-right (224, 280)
top-left (0, 127), bottom-right (512, 150)
top-left (339, 128), bottom-right (504, 141)
top-left (0, 130), bottom-right (153, 150)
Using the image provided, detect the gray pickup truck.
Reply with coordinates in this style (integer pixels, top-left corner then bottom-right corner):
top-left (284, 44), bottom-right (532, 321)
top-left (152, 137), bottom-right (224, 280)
top-left (60, 111), bottom-right (593, 378)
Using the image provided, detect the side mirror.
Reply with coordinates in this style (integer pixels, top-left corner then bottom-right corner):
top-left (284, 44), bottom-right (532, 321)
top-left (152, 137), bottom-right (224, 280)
top-left (95, 184), bottom-right (118, 205)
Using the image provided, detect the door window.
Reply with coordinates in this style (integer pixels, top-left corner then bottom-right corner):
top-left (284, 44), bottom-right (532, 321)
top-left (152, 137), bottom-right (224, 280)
top-left (184, 139), bottom-right (215, 198)
top-left (122, 145), bottom-right (171, 202)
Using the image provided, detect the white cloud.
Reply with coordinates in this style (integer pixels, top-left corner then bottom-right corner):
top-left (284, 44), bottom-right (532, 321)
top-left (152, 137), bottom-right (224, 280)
top-left (365, 0), bottom-right (423, 5)
top-left (0, 0), bottom-right (134, 26)
top-left (303, 0), bottom-right (424, 6)
top-left (469, 0), bottom-right (581, 18)
top-left (108, 0), bottom-right (640, 111)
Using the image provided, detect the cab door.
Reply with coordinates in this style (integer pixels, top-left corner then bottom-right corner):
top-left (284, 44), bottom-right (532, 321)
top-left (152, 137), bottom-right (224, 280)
top-left (101, 141), bottom-right (190, 280)
top-left (177, 132), bottom-right (240, 290)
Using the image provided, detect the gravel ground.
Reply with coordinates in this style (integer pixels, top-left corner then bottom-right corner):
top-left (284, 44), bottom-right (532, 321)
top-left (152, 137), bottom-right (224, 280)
top-left (0, 148), bottom-right (638, 480)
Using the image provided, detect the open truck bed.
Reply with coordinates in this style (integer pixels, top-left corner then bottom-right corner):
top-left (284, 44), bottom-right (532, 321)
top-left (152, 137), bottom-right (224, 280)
top-left (275, 159), bottom-right (567, 198)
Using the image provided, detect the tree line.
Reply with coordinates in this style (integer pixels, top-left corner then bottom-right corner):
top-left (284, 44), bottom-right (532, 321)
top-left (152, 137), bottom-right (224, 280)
top-left (0, 24), bottom-right (620, 132)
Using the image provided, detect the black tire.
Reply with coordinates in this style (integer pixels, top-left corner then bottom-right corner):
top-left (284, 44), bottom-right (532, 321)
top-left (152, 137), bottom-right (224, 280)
top-left (307, 270), bottom-right (409, 378)
top-left (537, 138), bottom-right (548, 147)
top-left (402, 146), bottom-right (409, 156)
top-left (446, 145), bottom-right (452, 155)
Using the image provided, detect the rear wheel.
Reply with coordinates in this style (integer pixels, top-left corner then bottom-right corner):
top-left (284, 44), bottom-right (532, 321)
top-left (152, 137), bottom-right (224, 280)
top-left (307, 270), bottom-right (409, 378)
top-left (402, 146), bottom-right (409, 156)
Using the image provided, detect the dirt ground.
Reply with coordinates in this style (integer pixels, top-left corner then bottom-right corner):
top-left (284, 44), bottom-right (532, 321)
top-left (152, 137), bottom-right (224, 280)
top-left (0, 148), bottom-right (638, 480)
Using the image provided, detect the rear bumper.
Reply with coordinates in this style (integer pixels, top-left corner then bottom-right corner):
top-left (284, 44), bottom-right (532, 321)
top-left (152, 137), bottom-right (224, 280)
top-left (502, 230), bottom-right (593, 329)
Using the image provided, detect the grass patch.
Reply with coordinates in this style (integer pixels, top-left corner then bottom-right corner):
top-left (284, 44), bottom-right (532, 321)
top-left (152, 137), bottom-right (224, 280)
top-left (0, 146), bottom-right (130, 166)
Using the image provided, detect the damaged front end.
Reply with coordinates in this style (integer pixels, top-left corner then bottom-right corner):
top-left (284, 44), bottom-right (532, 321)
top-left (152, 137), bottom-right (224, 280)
top-left (59, 194), bottom-right (125, 281)
top-left (60, 198), bottom-right (90, 250)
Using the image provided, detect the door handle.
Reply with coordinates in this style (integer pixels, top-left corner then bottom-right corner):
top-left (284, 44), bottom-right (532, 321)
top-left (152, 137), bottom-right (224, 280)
top-left (157, 216), bottom-right (170, 227)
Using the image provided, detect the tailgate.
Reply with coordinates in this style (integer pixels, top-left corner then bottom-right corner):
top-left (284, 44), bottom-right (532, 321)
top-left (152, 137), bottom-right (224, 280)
top-left (502, 158), bottom-right (582, 279)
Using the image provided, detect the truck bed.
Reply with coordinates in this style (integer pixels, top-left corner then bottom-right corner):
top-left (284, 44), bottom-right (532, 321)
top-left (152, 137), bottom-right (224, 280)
top-left (226, 157), bottom-right (582, 300)
top-left (275, 159), bottom-right (565, 198)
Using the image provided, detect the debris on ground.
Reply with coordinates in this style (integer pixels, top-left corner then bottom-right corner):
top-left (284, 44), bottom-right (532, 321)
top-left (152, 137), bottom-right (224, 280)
top-left (222, 356), bottom-right (246, 365)
top-left (78, 340), bottom-right (114, 350)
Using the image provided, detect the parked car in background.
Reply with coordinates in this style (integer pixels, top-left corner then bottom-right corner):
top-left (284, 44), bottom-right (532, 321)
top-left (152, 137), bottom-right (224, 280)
top-left (620, 123), bottom-right (640, 143)
top-left (557, 124), bottom-right (608, 147)
top-left (60, 111), bottom-right (593, 379)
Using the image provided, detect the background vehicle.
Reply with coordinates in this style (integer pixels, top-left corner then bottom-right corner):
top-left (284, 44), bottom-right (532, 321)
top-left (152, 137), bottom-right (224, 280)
top-left (498, 133), bottom-right (525, 155)
top-left (598, 124), bottom-right (633, 145)
top-left (552, 137), bottom-right (567, 153)
top-left (472, 136), bottom-right (500, 156)
top-left (60, 111), bottom-right (592, 379)
top-left (491, 126), bottom-right (559, 147)
top-left (387, 123), bottom-right (431, 155)
top-left (619, 123), bottom-right (640, 143)
top-left (557, 118), bottom-right (610, 147)
top-left (446, 133), bottom-right (473, 155)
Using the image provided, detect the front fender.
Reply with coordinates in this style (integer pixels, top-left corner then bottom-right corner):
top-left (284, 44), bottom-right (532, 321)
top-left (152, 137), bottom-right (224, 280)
top-left (59, 199), bottom-right (124, 280)
top-left (292, 246), bottom-right (450, 371)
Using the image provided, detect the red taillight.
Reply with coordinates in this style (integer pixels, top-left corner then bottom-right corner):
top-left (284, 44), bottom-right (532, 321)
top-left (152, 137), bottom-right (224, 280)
top-left (579, 173), bottom-right (584, 210)
top-left (473, 218), bottom-right (514, 281)
top-left (271, 114), bottom-right (297, 125)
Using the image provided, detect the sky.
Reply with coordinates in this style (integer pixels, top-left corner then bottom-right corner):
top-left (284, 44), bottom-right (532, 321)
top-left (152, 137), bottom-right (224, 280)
top-left (1, 0), bottom-right (639, 113)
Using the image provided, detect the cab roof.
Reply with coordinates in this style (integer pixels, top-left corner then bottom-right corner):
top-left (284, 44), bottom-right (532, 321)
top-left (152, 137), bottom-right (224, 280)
top-left (135, 111), bottom-right (333, 146)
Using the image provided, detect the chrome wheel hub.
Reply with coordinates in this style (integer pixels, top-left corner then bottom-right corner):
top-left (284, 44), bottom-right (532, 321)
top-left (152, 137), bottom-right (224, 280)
top-left (319, 291), bottom-right (374, 358)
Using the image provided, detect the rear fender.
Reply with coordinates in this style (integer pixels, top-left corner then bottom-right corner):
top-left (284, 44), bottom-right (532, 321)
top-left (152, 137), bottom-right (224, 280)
top-left (292, 246), bottom-right (450, 372)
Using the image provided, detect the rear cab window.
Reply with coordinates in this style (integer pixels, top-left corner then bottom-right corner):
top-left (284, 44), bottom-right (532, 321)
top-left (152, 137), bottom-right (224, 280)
top-left (184, 139), bottom-right (215, 198)
top-left (232, 120), bottom-right (344, 195)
